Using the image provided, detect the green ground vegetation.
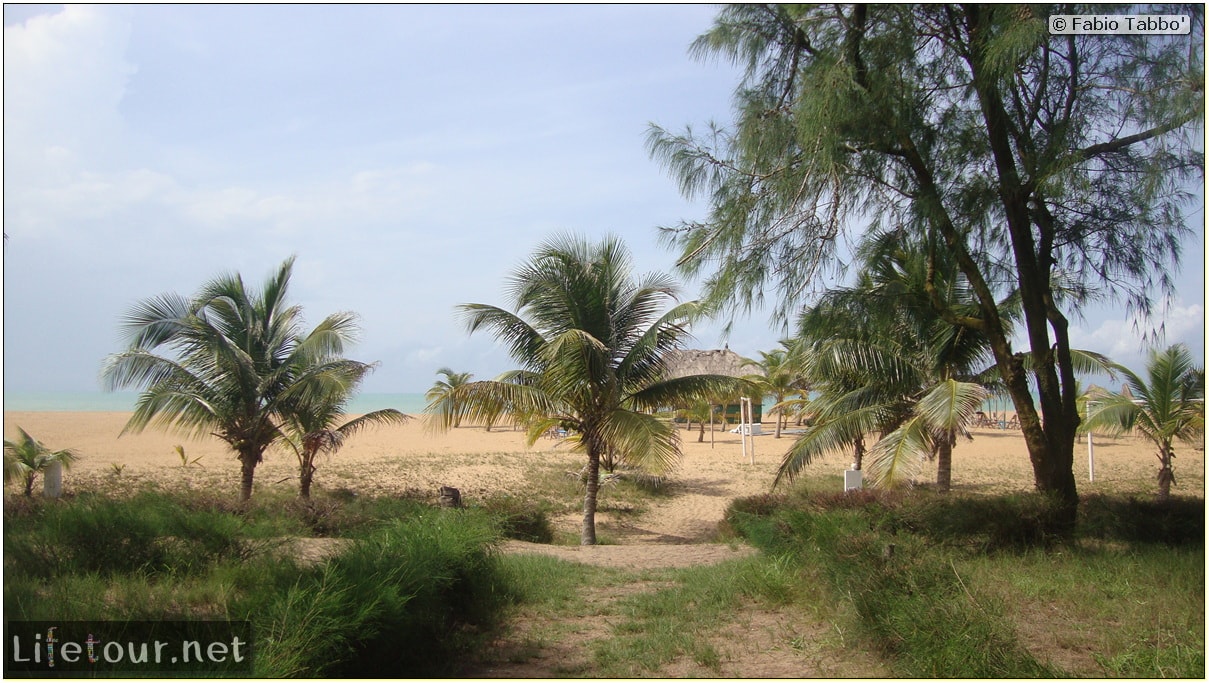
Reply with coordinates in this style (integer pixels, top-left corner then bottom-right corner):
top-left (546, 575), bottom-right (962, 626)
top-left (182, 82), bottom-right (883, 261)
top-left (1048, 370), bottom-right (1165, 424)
top-left (721, 485), bottom-right (1205, 678)
top-left (5, 474), bottom-right (1202, 678)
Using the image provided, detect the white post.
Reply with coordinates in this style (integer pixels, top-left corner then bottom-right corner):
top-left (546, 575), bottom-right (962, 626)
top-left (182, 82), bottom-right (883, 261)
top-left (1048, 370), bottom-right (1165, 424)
top-left (740, 397), bottom-right (755, 465)
top-left (1088, 430), bottom-right (1095, 482)
top-left (739, 399), bottom-right (748, 464)
top-left (1086, 400), bottom-right (1096, 482)
top-left (748, 398), bottom-right (755, 464)
top-left (710, 405), bottom-right (715, 448)
top-left (43, 460), bottom-right (63, 499)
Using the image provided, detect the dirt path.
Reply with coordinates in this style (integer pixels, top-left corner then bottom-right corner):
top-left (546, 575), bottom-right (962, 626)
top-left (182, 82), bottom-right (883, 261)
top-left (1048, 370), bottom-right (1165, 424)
top-left (498, 539), bottom-right (758, 569)
top-left (470, 438), bottom-right (891, 678)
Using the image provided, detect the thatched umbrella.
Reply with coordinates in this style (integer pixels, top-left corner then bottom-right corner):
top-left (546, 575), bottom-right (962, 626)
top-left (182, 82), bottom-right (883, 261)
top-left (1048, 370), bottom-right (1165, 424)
top-left (662, 348), bottom-right (749, 379)
top-left (663, 348), bottom-right (753, 446)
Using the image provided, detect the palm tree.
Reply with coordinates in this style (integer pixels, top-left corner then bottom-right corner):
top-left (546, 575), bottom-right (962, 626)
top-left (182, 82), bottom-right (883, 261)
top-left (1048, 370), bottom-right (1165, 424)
top-left (430, 234), bottom-right (742, 544)
top-left (286, 367), bottom-right (411, 499)
top-left (4, 427), bottom-right (79, 496)
top-left (425, 368), bottom-right (475, 428)
top-left (1083, 345), bottom-right (1205, 501)
top-left (775, 231), bottom-right (997, 491)
top-left (676, 400), bottom-right (723, 443)
top-left (743, 344), bottom-right (805, 438)
top-left (101, 257), bottom-right (369, 502)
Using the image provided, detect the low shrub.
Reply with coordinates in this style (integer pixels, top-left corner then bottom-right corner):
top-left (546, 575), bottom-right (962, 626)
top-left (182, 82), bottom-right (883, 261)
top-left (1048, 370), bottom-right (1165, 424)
top-left (724, 490), bottom-right (1061, 677)
top-left (882, 491), bottom-right (1068, 552)
top-left (251, 508), bottom-right (508, 677)
top-left (1079, 494), bottom-right (1204, 546)
top-left (4, 491), bottom-right (246, 577)
top-left (477, 494), bottom-right (555, 543)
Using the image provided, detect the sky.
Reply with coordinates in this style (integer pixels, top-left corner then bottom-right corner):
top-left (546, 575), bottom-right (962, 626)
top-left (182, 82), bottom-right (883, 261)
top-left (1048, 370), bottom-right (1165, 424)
top-left (2, 4), bottom-right (1205, 397)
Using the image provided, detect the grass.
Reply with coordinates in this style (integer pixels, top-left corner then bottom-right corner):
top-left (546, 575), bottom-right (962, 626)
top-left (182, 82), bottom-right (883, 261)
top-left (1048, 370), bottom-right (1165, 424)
top-left (476, 548), bottom-right (869, 678)
top-left (722, 486), bottom-right (1205, 678)
top-left (5, 456), bottom-right (1203, 678)
top-left (3, 489), bottom-right (515, 677)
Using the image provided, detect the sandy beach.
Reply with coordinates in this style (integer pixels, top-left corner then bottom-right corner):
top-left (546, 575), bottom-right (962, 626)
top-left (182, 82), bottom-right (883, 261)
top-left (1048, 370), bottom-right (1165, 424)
top-left (5, 411), bottom-right (1202, 545)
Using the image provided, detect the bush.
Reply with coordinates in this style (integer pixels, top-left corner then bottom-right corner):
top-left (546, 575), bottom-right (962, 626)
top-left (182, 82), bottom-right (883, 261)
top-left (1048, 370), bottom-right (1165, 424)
top-left (882, 492), bottom-right (1068, 552)
top-left (1079, 495), bottom-right (1204, 546)
top-left (477, 494), bottom-right (554, 543)
top-left (722, 490), bottom-right (1061, 677)
top-left (251, 508), bottom-right (508, 677)
top-left (4, 492), bottom-right (246, 577)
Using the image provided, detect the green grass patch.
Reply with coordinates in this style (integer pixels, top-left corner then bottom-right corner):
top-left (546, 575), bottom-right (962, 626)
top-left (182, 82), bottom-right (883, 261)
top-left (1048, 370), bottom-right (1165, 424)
top-left (724, 488), bottom-right (1204, 678)
top-left (4, 489), bottom-right (519, 677)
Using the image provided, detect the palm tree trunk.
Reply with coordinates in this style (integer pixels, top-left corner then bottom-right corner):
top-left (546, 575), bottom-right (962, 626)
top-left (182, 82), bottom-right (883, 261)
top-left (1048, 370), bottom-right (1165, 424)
top-left (23, 475), bottom-right (34, 497)
top-left (581, 450), bottom-right (601, 545)
top-left (299, 454), bottom-right (316, 499)
top-left (1157, 442), bottom-right (1174, 501)
top-left (239, 453), bottom-right (257, 502)
top-left (698, 423), bottom-right (705, 442)
top-left (936, 429), bottom-right (954, 492)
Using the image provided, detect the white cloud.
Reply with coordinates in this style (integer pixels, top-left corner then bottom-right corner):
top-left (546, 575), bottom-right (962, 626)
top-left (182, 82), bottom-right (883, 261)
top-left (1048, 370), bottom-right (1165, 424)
top-left (405, 347), bottom-right (444, 366)
top-left (4, 5), bottom-right (135, 173)
top-left (1069, 299), bottom-right (1205, 373)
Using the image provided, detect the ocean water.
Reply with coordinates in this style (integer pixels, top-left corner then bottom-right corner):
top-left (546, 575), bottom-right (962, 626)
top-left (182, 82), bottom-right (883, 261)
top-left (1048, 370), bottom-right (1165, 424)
top-left (2, 392), bottom-right (431, 415)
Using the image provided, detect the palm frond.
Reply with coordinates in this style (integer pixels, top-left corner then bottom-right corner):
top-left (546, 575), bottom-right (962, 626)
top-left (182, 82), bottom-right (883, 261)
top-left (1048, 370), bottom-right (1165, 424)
top-left (915, 379), bottom-right (989, 433)
top-left (774, 402), bottom-right (888, 487)
top-left (866, 415), bottom-right (932, 488)
top-left (597, 409), bottom-right (681, 476)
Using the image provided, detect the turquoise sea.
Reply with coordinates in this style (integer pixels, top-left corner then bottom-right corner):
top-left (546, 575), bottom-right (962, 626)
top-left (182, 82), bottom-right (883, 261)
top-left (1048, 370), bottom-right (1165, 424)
top-left (2, 392), bottom-right (432, 415)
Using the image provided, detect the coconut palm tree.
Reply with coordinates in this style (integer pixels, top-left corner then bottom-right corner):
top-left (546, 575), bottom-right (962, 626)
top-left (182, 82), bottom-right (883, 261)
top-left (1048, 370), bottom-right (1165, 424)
top-left (430, 234), bottom-right (742, 544)
top-left (776, 232), bottom-right (1114, 491)
top-left (425, 368), bottom-right (474, 428)
top-left (775, 231), bottom-right (998, 490)
top-left (1083, 345), bottom-right (1205, 501)
top-left (676, 400), bottom-right (724, 443)
top-left (286, 366), bottom-right (410, 499)
top-left (743, 345), bottom-right (806, 438)
top-left (4, 427), bottom-right (80, 496)
top-left (101, 256), bottom-right (369, 502)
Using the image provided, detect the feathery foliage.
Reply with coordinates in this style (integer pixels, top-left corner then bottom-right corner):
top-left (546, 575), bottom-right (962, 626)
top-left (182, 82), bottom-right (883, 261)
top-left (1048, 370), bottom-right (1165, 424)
top-left (650, 3), bottom-right (1204, 521)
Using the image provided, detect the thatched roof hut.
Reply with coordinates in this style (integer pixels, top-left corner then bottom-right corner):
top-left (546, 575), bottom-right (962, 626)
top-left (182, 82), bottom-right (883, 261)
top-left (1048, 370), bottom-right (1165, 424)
top-left (662, 348), bottom-right (750, 379)
top-left (663, 348), bottom-right (761, 422)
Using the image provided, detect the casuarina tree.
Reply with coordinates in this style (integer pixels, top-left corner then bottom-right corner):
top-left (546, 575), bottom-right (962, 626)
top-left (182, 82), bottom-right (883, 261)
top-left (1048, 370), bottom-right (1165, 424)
top-left (649, 4), bottom-right (1203, 525)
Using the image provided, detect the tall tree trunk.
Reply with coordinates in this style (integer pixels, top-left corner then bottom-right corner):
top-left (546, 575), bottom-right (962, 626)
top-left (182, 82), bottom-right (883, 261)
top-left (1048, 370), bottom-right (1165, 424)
top-left (239, 452), bottom-right (258, 502)
top-left (852, 435), bottom-right (865, 470)
top-left (698, 423), bottom-right (705, 442)
top-left (581, 448), bottom-right (601, 545)
top-left (935, 429), bottom-right (954, 492)
top-left (961, 3), bottom-right (1079, 530)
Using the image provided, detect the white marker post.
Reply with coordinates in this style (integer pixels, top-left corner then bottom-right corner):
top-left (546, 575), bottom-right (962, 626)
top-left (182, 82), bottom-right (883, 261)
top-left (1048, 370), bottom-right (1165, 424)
top-left (740, 397), bottom-right (755, 465)
top-left (1086, 400), bottom-right (1096, 482)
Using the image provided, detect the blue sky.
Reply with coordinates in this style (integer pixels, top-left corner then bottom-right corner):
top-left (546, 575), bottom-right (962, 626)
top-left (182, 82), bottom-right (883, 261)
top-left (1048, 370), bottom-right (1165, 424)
top-left (3, 4), bottom-right (1204, 396)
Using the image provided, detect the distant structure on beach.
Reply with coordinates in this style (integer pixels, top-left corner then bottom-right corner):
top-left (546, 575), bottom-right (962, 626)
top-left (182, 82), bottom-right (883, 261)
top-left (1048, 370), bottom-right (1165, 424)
top-left (663, 348), bottom-right (762, 423)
